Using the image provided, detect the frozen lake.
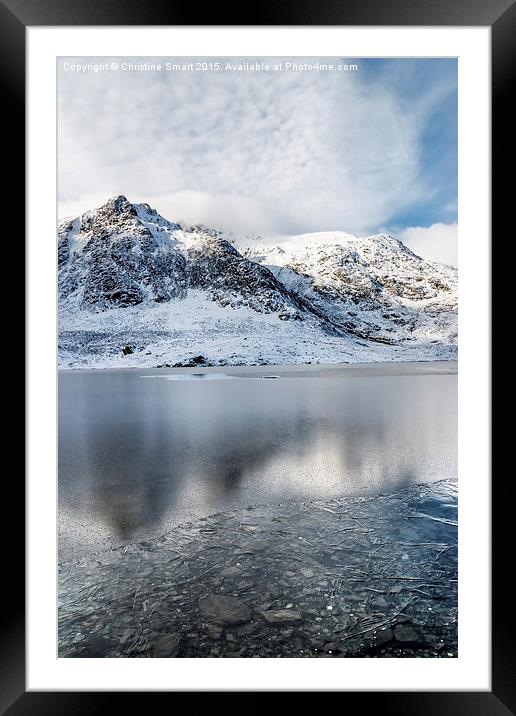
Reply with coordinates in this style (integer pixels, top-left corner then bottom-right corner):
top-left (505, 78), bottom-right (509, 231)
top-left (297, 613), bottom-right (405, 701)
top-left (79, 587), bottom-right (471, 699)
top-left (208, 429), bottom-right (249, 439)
top-left (58, 361), bottom-right (457, 555)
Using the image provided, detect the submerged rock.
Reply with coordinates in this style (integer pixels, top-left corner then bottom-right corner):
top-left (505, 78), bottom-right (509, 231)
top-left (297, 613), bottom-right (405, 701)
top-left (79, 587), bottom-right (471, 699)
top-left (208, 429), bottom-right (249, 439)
top-left (373, 596), bottom-right (389, 609)
top-left (221, 566), bottom-right (242, 577)
top-left (199, 593), bottom-right (251, 625)
top-left (262, 609), bottom-right (302, 624)
top-left (323, 641), bottom-right (343, 654)
top-left (78, 635), bottom-right (114, 658)
top-left (375, 628), bottom-right (394, 647)
top-left (394, 625), bottom-right (421, 644)
top-left (152, 634), bottom-right (181, 657)
top-left (58, 479), bottom-right (458, 659)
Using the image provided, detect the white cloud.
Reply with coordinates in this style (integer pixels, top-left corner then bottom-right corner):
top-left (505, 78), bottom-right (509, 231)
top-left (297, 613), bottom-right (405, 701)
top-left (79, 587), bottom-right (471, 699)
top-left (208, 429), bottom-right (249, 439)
top-left (58, 58), bottom-right (453, 236)
top-left (58, 193), bottom-right (117, 222)
top-left (58, 190), bottom-right (301, 237)
top-left (398, 223), bottom-right (457, 267)
top-left (145, 191), bottom-right (300, 237)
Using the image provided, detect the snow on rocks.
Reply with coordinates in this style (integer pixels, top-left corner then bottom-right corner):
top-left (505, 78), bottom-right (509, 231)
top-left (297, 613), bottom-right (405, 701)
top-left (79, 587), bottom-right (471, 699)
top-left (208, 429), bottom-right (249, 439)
top-left (58, 197), bottom-right (458, 368)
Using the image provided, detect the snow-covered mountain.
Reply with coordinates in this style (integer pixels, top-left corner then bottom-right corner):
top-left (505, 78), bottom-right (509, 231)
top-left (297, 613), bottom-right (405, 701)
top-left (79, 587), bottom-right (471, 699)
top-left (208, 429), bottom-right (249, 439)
top-left (243, 231), bottom-right (457, 348)
top-left (58, 196), bottom-right (457, 368)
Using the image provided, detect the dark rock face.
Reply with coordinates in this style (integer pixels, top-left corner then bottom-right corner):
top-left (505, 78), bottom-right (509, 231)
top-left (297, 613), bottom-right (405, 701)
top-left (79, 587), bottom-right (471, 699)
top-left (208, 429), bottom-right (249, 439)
top-left (58, 229), bottom-right (72, 268)
top-left (58, 196), bottom-right (187, 310)
top-left (58, 200), bottom-right (307, 320)
top-left (185, 226), bottom-right (305, 319)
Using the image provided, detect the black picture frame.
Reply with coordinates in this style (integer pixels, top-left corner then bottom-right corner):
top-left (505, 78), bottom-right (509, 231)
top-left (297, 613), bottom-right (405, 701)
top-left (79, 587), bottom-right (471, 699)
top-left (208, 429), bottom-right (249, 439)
top-left (3, 0), bottom-right (508, 710)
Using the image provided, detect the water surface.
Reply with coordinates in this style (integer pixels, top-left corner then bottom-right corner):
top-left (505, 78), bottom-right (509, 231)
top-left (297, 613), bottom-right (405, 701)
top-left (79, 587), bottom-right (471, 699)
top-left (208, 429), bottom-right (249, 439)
top-left (58, 361), bottom-right (457, 555)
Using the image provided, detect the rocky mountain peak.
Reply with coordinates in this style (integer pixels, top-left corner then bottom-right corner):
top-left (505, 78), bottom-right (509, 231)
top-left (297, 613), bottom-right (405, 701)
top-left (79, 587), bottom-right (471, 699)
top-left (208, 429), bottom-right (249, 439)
top-left (58, 198), bottom-right (188, 309)
top-left (58, 197), bottom-right (458, 367)
top-left (105, 194), bottom-right (131, 211)
top-left (96, 194), bottom-right (137, 222)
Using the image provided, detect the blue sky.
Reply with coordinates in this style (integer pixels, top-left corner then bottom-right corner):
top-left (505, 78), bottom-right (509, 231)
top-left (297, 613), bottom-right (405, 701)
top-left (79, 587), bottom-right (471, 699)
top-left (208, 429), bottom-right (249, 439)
top-left (356, 59), bottom-right (457, 231)
top-left (58, 57), bottom-right (458, 265)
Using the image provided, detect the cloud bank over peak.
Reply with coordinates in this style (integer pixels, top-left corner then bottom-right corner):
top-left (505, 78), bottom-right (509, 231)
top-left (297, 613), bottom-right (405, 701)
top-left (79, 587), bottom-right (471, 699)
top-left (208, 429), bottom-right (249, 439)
top-left (399, 223), bottom-right (458, 267)
top-left (58, 57), bottom-right (457, 263)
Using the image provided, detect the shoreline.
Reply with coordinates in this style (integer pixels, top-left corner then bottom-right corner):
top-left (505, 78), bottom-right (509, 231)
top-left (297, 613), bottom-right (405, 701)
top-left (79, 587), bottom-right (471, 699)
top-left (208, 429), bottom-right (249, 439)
top-left (59, 479), bottom-right (458, 659)
top-left (58, 358), bottom-right (458, 375)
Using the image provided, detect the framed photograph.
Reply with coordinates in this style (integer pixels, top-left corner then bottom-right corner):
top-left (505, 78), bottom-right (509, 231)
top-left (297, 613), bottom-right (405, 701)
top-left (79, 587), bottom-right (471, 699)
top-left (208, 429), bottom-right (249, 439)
top-left (5, 0), bottom-right (508, 708)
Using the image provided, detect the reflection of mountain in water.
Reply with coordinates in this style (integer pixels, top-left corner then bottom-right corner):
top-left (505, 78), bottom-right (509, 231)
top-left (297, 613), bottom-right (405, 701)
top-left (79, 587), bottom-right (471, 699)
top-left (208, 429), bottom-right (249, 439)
top-left (58, 370), bottom-right (457, 543)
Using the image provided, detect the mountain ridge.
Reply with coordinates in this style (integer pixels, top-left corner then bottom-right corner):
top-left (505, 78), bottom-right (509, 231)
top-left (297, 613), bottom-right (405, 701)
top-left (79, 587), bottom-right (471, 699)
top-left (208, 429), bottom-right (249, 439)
top-left (58, 196), bottom-right (457, 368)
